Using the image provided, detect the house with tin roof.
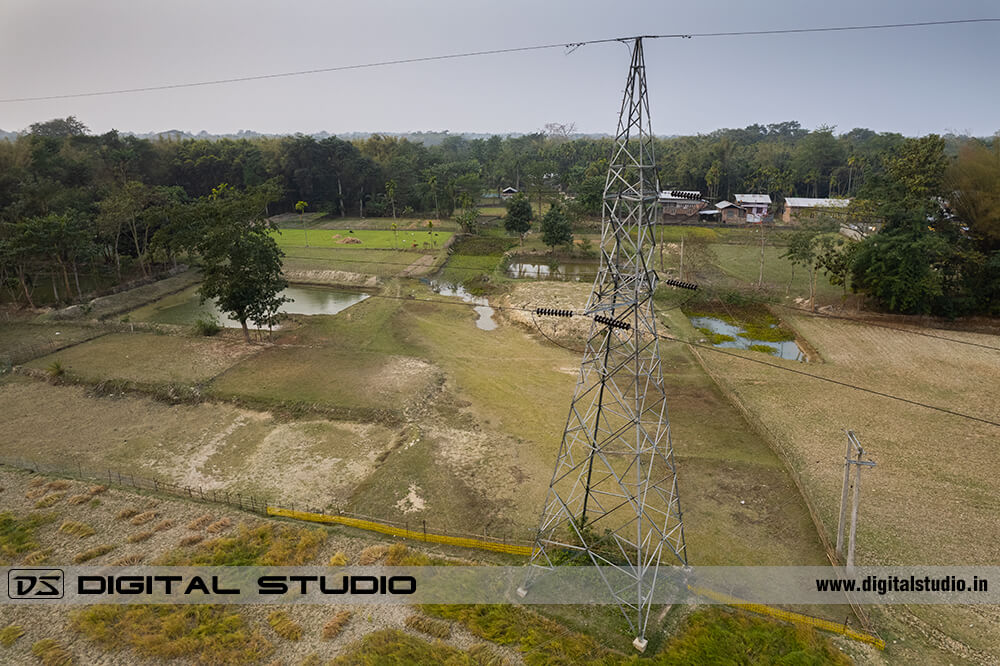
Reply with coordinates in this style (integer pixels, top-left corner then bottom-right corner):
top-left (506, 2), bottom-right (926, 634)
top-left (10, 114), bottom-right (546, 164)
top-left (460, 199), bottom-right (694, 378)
top-left (734, 194), bottom-right (771, 222)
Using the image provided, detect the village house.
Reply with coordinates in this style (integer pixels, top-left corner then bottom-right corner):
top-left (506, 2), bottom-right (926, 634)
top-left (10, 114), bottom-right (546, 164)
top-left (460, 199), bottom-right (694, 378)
top-left (658, 190), bottom-right (708, 223)
top-left (715, 200), bottom-right (746, 224)
top-left (782, 197), bottom-right (851, 224)
top-left (734, 194), bottom-right (771, 222)
top-left (500, 186), bottom-right (519, 200)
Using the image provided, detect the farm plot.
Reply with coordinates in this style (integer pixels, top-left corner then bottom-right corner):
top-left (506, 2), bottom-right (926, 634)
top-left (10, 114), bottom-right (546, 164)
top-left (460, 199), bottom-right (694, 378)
top-left (25, 332), bottom-right (261, 385)
top-left (273, 228), bottom-right (452, 250)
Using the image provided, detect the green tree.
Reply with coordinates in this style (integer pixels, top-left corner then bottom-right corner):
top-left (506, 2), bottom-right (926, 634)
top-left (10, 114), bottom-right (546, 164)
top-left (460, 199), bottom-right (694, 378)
top-left (385, 179), bottom-right (397, 220)
top-left (850, 225), bottom-right (951, 314)
top-left (184, 183), bottom-right (289, 343)
top-left (504, 193), bottom-right (532, 244)
top-left (540, 202), bottom-right (572, 251)
top-left (294, 200), bottom-right (309, 247)
top-left (782, 215), bottom-right (838, 311)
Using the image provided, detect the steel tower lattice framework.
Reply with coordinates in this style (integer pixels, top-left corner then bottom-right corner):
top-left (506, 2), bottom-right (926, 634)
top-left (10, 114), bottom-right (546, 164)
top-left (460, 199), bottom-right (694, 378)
top-left (522, 38), bottom-right (686, 649)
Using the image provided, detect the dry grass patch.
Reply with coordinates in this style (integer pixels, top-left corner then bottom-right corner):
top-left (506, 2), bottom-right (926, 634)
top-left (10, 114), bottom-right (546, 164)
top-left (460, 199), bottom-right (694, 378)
top-left (153, 519), bottom-right (174, 532)
top-left (358, 544), bottom-right (389, 565)
top-left (0, 512), bottom-right (56, 560)
top-left (59, 520), bottom-right (95, 538)
top-left (74, 544), bottom-right (115, 563)
top-left (405, 613), bottom-right (451, 639)
top-left (206, 517), bottom-right (232, 533)
top-left (45, 480), bottom-right (72, 491)
top-left (25, 487), bottom-right (48, 500)
top-left (31, 638), bottom-right (73, 666)
top-left (23, 549), bottom-right (49, 565)
top-left (0, 624), bottom-right (24, 647)
top-left (34, 492), bottom-right (65, 508)
top-left (130, 511), bottom-right (158, 526)
top-left (111, 554), bottom-right (145, 566)
top-left (328, 551), bottom-right (348, 566)
top-left (179, 534), bottom-right (203, 547)
top-left (28, 477), bottom-right (46, 488)
top-left (67, 494), bottom-right (91, 505)
top-left (187, 513), bottom-right (213, 530)
top-left (127, 531), bottom-right (154, 543)
top-left (267, 611), bottom-right (303, 641)
top-left (116, 508), bottom-right (139, 521)
top-left (321, 611), bottom-right (352, 639)
top-left (160, 523), bottom-right (326, 566)
top-left (88, 485), bottom-right (107, 495)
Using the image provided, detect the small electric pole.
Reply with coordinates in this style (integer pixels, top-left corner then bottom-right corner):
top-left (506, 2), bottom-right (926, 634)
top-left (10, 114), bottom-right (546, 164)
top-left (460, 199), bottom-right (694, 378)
top-left (836, 430), bottom-right (875, 570)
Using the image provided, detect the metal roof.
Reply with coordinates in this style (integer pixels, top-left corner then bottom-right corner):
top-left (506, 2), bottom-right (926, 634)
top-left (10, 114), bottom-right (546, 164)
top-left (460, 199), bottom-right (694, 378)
top-left (658, 190), bottom-right (701, 201)
top-left (715, 200), bottom-right (743, 209)
top-left (784, 197), bottom-right (851, 208)
top-left (734, 194), bottom-right (771, 205)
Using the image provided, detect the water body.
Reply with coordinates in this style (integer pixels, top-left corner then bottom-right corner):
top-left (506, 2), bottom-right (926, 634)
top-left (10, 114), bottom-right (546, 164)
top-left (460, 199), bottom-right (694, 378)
top-left (506, 260), bottom-right (597, 281)
top-left (426, 280), bottom-right (497, 331)
top-left (131, 285), bottom-right (370, 328)
top-left (689, 315), bottom-right (805, 361)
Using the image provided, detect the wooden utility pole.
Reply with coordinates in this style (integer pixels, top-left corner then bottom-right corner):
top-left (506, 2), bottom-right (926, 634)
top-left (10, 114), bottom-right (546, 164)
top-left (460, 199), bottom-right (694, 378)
top-left (836, 430), bottom-right (876, 571)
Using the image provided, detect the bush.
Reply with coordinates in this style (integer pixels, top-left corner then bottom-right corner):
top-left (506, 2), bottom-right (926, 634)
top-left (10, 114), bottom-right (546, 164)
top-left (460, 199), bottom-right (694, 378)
top-left (267, 611), bottom-right (302, 640)
top-left (193, 316), bottom-right (222, 337)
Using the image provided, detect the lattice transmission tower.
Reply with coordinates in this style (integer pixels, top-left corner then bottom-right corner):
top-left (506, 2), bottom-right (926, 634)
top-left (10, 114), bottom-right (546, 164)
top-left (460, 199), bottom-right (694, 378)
top-left (520, 38), bottom-right (686, 651)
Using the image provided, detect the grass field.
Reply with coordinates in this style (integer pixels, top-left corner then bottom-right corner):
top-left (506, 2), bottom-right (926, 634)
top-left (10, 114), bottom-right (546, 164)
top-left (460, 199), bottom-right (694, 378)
top-left (26, 333), bottom-right (261, 385)
top-left (280, 247), bottom-right (435, 278)
top-left (273, 228), bottom-right (452, 250)
top-left (684, 310), bottom-right (1000, 662)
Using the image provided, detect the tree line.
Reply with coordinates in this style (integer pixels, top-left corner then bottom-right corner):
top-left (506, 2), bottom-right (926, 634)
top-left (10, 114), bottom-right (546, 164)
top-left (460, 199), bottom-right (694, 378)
top-left (1, 116), bottom-right (997, 316)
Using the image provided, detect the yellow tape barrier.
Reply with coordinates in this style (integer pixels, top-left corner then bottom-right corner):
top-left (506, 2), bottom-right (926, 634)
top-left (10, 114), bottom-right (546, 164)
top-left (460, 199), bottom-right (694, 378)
top-left (267, 506), bottom-right (533, 557)
top-left (688, 585), bottom-right (885, 650)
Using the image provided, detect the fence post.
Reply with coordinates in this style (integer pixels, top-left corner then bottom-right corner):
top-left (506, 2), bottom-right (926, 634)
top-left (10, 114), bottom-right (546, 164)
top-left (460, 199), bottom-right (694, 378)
top-left (154, 479), bottom-right (158, 492)
top-left (199, 487), bottom-right (204, 500)
top-left (117, 471), bottom-right (122, 484)
top-left (423, 520), bottom-right (427, 542)
top-left (108, 469), bottom-right (113, 485)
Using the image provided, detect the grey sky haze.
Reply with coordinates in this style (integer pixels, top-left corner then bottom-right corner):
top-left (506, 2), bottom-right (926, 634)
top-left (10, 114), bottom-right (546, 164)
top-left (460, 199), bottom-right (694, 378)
top-left (1, 0), bottom-right (997, 138)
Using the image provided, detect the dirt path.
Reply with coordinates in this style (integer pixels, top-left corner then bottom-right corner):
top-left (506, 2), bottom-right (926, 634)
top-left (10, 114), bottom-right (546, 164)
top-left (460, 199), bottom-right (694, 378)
top-left (398, 253), bottom-right (436, 278)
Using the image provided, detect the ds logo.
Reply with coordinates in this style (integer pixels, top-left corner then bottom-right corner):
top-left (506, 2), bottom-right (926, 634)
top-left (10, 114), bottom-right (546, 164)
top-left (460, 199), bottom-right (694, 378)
top-left (7, 569), bottom-right (64, 600)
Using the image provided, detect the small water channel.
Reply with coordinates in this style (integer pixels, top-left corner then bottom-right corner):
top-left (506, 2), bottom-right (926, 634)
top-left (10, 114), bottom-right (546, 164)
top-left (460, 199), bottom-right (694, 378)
top-left (690, 315), bottom-right (805, 361)
top-left (425, 279), bottom-right (497, 331)
top-left (130, 285), bottom-right (370, 328)
top-left (506, 260), bottom-right (597, 281)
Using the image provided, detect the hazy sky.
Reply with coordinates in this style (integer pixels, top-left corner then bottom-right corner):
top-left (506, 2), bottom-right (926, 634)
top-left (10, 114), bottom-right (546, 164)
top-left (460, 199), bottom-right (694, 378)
top-left (1, 0), bottom-right (998, 137)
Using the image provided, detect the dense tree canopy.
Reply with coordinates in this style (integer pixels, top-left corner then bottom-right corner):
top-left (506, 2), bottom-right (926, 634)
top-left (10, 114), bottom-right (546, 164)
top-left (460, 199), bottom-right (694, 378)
top-left (0, 117), bottom-right (997, 316)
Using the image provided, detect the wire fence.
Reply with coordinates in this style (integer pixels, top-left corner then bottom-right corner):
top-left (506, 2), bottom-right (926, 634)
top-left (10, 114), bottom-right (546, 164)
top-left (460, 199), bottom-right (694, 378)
top-left (0, 458), bottom-right (535, 557)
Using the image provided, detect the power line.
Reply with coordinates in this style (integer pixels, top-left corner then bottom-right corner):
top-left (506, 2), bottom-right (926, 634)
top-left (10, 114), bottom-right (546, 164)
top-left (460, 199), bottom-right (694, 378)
top-left (1, 19), bottom-right (996, 104)
top-left (654, 332), bottom-right (1000, 428)
top-left (771, 303), bottom-right (1000, 352)
top-left (353, 283), bottom-right (1000, 428)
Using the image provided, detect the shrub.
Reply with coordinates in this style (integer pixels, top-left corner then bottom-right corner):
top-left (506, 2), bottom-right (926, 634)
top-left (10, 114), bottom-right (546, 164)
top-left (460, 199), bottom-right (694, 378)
top-left (130, 511), bottom-right (158, 526)
top-left (59, 521), bottom-right (96, 538)
top-left (206, 518), bottom-right (232, 533)
top-left (127, 531), bottom-right (154, 543)
top-left (34, 492), bottom-right (65, 508)
top-left (267, 611), bottom-right (302, 641)
top-left (45, 360), bottom-right (66, 380)
top-left (72, 604), bottom-right (273, 663)
top-left (67, 494), bottom-right (91, 505)
top-left (321, 611), bottom-right (352, 639)
top-left (328, 551), bottom-right (348, 566)
top-left (358, 544), bottom-right (388, 565)
top-left (153, 519), bottom-right (175, 532)
top-left (405, 614), bottom-right (451, 639)
top-left (31, 638), bottom-right (72, 666)
top-left (159, 524), bottom-right (326, 566)
top-left (0, 512), bottom-right (55, 559)
top-left (193, 316), bottom-right (222, 337)
top-left (74, 544), bottom-right (115, 563)
top-left (187, 513), bottom-right (213, 530)
top-left (0, 624), bottom-right (24, 647)
top-left (116, 508), bottom-right (139, 521)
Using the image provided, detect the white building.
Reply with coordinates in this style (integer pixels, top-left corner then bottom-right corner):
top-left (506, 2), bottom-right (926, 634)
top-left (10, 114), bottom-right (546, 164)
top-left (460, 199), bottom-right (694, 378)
top-left (734, 194), bottom-right (771, 223)
top-left (782, 197), bottom-right (851, 224)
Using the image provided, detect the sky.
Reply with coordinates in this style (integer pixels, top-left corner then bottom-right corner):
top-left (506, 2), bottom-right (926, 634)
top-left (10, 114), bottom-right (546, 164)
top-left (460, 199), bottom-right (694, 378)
top-left (1, 0), bottom-right (998, 138)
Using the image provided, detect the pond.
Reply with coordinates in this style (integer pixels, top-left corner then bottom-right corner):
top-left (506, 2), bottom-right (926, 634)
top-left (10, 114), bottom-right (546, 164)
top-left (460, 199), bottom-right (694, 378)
top-left (129, 285), bottom-right (370, 328)
top-left (506, 260), bottom-right (598, 281)
top-left (426, 279), bottom-right (497, 331)
top-left (689, 315), bottom-right (806, 361)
